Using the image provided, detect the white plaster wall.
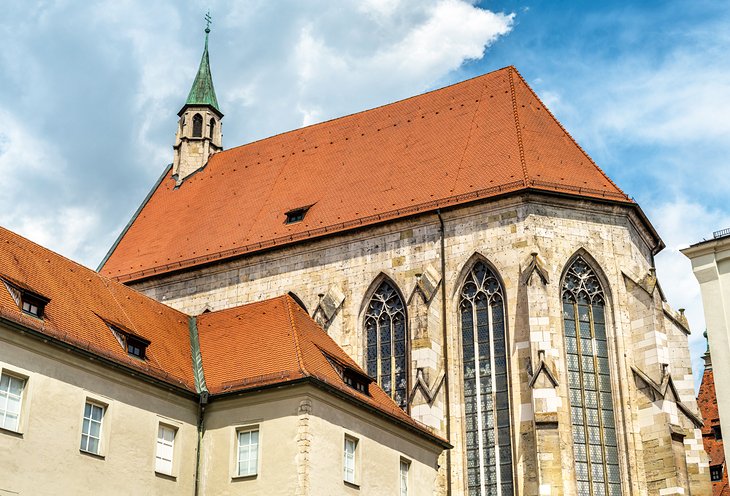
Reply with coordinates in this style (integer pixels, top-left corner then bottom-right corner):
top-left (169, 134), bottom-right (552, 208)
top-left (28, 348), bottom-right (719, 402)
top-left (0, 326), bottom-right (199, 496)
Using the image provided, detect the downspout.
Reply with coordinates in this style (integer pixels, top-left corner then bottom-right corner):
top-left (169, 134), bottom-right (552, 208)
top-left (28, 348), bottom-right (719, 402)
top-left (195, 391), bottom-right (209, 496)
top-left (188, 317), bottom-right (209, 496)
top-left (437, 209), bottom-right (452, 496)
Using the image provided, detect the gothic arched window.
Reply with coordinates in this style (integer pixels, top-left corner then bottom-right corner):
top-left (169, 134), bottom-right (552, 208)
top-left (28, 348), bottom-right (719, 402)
top-left (209, 118), bottom-right (215, 139)
top-left (562, 256), bottom-right (621, 496)
top-left (192, 113), bottom-right (203, 137)
top-left (460, 261), bottom-right (513, 495)
top-left (365, 280), bottom-right (407, 410)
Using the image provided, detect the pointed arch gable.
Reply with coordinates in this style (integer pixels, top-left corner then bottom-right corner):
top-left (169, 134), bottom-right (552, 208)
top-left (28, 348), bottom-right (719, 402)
top-left (358, 272), bottom-right (407, 318)
top-left (451, 252), bottom-right (507, 301)
top-left (559, 248), bottom-right (614, 307)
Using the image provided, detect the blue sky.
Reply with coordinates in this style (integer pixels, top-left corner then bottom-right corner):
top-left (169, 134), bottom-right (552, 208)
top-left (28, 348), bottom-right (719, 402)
top-left (1, 0), bottom-right (728, 387)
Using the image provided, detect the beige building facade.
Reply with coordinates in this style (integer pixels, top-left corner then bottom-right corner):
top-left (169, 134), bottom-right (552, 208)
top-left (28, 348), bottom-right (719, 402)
top-left (682, 231), bottom-right (730, 469)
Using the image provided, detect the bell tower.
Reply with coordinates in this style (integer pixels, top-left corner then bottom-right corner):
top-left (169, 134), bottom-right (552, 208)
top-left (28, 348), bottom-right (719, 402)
top-left (173, 14), bottom-right (223, 185)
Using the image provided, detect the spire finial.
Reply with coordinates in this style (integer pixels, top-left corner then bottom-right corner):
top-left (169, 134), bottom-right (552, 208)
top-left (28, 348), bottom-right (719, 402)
top-left (205, 10), bottom-right (212, 34)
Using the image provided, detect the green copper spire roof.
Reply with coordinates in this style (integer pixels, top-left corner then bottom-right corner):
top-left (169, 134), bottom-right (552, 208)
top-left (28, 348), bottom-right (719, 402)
top-left (184, 26), bottom-right (220, 113)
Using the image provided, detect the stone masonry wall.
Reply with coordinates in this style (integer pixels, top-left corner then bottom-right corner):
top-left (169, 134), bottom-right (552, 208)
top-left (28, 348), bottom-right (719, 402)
top-left (130, 193), bottom-right (709, 495)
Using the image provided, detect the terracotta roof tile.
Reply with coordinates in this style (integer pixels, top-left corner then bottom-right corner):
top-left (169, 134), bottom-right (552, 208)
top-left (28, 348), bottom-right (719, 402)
top-left (0, 226), bottom-right (195, 391)
top-left (197, 295), bottom-right (446, 444)
top-left (100, 66), bottom-right (632, 282)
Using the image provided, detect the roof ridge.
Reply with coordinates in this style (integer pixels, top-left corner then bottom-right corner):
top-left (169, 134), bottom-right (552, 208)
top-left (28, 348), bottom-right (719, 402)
top-left (283, 294), bottom-right (309, 378)
top-left (218, 66), bottom-right (515, 156)
top-left (507, 66), bottom-right (529, 186)
top-left (508, 67), bottom-right (628, 197)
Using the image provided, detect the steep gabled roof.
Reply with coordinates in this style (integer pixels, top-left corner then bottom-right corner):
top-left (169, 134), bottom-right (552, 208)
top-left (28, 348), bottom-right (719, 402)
top-left (698, 366), bottom-right (730, 496)
top-left (197, 295), bottom-right (447, 445)
top-left (100, 66), bottom-right (633, 282)
top-left (0, 226), bottom-right (195, 391)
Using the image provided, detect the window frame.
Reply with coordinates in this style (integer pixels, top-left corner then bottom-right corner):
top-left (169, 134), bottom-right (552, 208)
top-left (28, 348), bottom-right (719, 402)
top-left (155, 423), bottom-right (178, 477)
top-left (0, 369), bottom-right (28, 434)
top-left (399, 457), bottom-right (411, 496)
top-left (363, 278), bottom-right (409, 410)
top-left (234, 425), bottom-right (260, 479)
top-left (710, 464), bottom-right (723, 482)
top-left (561, 255), bottom-right (622, 496)
top-left (343, 435), bottom-right (359, 486)
top-left (457, 260), bottom-right (514, 495)
top-left (79, 400), bottom-right (106, 457)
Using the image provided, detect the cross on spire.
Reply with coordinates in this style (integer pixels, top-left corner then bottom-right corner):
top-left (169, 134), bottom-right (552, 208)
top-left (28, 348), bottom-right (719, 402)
top-left (205, 11), bottom-right (212, 33)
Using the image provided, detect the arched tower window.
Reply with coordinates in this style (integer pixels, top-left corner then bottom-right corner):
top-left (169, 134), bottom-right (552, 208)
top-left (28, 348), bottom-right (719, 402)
top-left (192, 113), bottom-right (203, 137)
top-left (209, 118), bottom-right (215, 139)
top-left (562, 256), bottom-right (621, 496)
top-left (365, 280), bottom-right (407, 410)
top-left (460, 261), bottom-right (513, 495)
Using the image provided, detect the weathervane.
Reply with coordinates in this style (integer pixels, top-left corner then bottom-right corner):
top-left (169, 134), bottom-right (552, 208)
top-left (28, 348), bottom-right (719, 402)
top-left (205, 10), bottom-right (212, 33)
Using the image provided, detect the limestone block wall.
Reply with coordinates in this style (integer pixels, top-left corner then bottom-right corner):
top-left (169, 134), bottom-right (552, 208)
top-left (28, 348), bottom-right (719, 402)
top-left (0, 325), bottom-right (199, 496)
top-left (131, 193), bottom-right (708, 495)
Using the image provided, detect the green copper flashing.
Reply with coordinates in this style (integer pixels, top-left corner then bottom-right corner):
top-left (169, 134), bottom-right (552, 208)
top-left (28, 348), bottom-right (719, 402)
top-left (188, 316), bottom-right (209, 395)
top-left (183, 25), bottom-right (220, 114)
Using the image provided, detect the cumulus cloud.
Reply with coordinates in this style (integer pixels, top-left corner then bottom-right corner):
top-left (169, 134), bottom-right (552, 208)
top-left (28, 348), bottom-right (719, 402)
top-left (0, 0), bottom-right (515, 268)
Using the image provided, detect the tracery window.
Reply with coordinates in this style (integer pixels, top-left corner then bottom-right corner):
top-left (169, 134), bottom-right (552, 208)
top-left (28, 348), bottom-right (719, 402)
top-left (365, 280), bottom-right (407, 410)
top-left (460, 261), bottom-right (513, 495)
top-left (562, 256), bottom-right (621, 496)
top-left (192, 113), bottom-right (203, 137)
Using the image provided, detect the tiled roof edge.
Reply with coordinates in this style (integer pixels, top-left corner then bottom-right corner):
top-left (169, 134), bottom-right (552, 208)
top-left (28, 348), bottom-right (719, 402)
top-left (0, 308), bottom-right (196, 394)
top-left (109, 185), bottom-right (633, 283)
top-left (97, 164), bottom-right (173, 272)
top-left (189, 316), bottom-right (208, 394)
top-left (509, 67), bottom-right (628, 198)
top-left (507, 66), bottom-right (529, 186)
top-left (284, 295), bottom-right (309, 378)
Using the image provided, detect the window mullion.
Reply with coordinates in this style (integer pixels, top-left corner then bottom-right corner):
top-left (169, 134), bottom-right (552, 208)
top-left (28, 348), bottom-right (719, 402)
top-left (589, 305), bottom-right (609, 496)
top-left (473, 301), bottom-right (486, 496)
top-left (574, 302), bottom-right (594, 495)
top-left (488, 302), bottom-right (501, 493)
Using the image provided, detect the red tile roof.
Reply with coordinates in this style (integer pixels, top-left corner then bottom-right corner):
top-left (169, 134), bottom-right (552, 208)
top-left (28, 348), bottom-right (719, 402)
top-left (100, 66), bottom-right (633, 282)
top-left (0, 226), bottom-right (196, 391)
top-left (1, 227), bottom-right (442, 443)
top-left (197, 295), bottom-right (447, 445)
top-left (698, 366), bottom-right (729, 496)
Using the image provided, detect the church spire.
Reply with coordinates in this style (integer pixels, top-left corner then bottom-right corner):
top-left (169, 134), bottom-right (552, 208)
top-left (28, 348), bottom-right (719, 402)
top-left (183, 19), bottom-right (220, 113)
top-left (172, 12), bottom-right (224, 186)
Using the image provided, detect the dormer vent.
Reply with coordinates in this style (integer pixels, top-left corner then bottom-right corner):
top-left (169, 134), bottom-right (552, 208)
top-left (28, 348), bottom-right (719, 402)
top-left (108, 323), bottom-right (150, 360)
top-left (2, 278), bottom-right (50, 319)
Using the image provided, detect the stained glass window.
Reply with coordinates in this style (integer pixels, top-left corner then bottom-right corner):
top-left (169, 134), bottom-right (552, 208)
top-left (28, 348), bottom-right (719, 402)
top-left (562, 256), bottom-right (621, 496)
top-left (460, 261), bottom-right (513, 495)
top-left (365, 280), bottom-right (408, 410)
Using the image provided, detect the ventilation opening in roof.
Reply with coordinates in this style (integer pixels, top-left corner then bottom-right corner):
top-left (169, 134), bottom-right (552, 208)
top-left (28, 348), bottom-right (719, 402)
top-left (108, 323), bottom-right (150, 360)
top-left (285, 206), bottom-right (311, 224)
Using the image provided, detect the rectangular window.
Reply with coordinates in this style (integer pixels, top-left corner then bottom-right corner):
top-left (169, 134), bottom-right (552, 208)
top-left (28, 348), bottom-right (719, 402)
top-left (0, 372), bottom-right (25, 432)
top-left (237, 428), bottom-right (259, 477)
top-left (80, 402), bottom-right (104, 454)
top-left (400, 459), bottom-right (410, 496)
top-left (711, 464), bottom-right (723, 482)
top-left (344, 436), bottom-right (358, 484)
top-left (156, 425), bottom-right (176, 475)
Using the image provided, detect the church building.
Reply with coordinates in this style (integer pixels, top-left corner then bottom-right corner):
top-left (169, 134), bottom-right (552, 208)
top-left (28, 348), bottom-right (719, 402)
top-left (0, 27), bottom-right (713, 496)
